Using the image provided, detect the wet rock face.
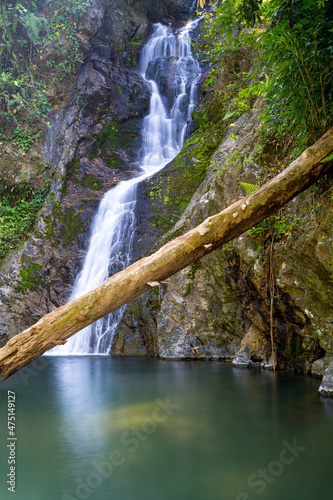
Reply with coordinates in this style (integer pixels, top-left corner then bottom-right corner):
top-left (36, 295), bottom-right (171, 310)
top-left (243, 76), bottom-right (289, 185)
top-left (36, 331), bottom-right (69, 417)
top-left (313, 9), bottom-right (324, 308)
top-left (111, 291), bottom-right (160, 356)
top-left (129, 0), bottom-right (194, 23)
top-left (44, 8), bottom-right (151, 177)
top-left (77, 0), bottom-right (107, 43)
top-left (45, 58), bottom-right (150, 172)
top-left (155, 259), bottom-right (244, 360)
top-left (145, 56), bottom-right (198, 110)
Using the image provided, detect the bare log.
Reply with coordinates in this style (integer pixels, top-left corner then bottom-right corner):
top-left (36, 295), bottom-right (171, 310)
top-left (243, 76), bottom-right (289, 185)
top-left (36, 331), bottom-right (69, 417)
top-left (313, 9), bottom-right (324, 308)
top-left (0, 128), bottom-right (333, 380)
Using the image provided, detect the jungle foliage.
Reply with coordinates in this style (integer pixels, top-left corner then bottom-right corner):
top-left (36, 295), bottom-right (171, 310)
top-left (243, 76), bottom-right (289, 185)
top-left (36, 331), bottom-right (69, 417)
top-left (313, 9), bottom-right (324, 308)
top-left (0, 1), bottom-right (90, 264)
top-left (197, 0), bottom-right (333, 154)
top-left (0, 0), bottom-right (90, 132)
top-left (0, 179), bottom-right (50, 262)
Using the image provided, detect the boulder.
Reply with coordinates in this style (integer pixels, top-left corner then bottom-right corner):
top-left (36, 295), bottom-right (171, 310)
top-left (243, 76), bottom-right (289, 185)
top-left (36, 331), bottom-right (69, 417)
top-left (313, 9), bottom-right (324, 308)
top-left (319, 362), bottom-right (333, 397)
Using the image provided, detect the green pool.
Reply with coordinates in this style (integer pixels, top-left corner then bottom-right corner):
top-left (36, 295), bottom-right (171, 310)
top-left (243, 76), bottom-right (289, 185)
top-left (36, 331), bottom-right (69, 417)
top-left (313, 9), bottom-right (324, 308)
top-left (0, 357), bottom-right (332, 500)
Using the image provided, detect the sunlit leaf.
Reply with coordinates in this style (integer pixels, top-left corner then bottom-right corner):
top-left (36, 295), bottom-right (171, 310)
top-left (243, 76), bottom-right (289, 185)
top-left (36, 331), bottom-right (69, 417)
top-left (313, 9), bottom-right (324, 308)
top-left (320, 153), bottom-right (333, 163)
top-left (240, 182), bottom-right (259, 195)
top-left (226, 28), bottom-right (233, 45)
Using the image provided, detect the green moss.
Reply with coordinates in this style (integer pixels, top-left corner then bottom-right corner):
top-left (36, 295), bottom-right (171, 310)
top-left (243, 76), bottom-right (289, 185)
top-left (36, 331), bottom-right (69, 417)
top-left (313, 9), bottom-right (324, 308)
top-left (53, 201), bottom-right (60, 216)
top-left (148, 287), bottom-right (161, 312)
top-left (280, 330), bottom-right (307, 369)
top-left (149, 211), bottom-right (178, 232)
top-left (75, 174), bottom-right (103, 191)
top-left (300, 351), bottom-right (311, 360)
top-left (60, 207), bottom-right (83, 244)
top-left (128, 36), bottom-right (146, 68)
top-left (44, 200), bottom-right (62, 244)
top-left (105, 153), bottom-right (122, 168)
top-left (164, 228), bottom-right (183, 244)
top-left (62, 158), bottom-right (80, 196)
top-left (184, 283), bottom-right (192, 297)
top-left (150, 299), bottom-right (160, 311)
top-left (86, 119), bottom-right (140, 169)
top-left (67, 158), bottom-right (81, 177)
top-left (20, 262), bottom-right (41, 290)
top-left (45, 217), bottom-right (54, 241)
top-left (88, 122), bottom-right (117, 159)
top-left (187, 261), bottom-right (201, 280)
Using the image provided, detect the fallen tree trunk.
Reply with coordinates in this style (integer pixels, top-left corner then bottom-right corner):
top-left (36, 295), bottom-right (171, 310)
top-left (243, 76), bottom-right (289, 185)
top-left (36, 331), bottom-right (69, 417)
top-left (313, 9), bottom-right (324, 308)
top-left (0, 128), bottom-right (333, 380)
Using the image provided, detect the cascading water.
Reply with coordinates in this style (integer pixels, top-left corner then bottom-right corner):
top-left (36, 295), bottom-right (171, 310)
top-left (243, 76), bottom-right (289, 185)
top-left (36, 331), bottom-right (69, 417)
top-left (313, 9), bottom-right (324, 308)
top-left (51, 19), bottom-right (201, 354)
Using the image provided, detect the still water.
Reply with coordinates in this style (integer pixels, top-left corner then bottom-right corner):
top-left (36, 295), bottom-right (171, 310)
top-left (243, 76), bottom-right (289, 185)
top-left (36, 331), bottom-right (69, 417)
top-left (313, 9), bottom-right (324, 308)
top-left (0, 357), bottom-right (332, 500)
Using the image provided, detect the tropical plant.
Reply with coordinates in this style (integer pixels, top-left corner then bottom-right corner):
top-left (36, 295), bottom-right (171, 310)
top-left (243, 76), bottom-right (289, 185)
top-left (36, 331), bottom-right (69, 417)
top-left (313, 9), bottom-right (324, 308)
top-left (0, 0), bottom-right (90, 129)
top-left (0, 1), bottom-right (90, 257)
top-left (197, 0), bottom-right (333, 152)
top-left (0, 181), bottom-right (50, 262)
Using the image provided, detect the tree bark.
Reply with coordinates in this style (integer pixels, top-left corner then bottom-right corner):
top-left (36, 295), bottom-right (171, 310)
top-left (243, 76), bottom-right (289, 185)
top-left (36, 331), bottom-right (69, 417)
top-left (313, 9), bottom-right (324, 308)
top-left (0, 128), bottom-right (333, 380)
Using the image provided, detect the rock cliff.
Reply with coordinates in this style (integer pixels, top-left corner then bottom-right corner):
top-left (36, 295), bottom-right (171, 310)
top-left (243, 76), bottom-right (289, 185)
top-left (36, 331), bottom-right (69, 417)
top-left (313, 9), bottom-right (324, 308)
top-left (0, 0), bottom-right (194, 343)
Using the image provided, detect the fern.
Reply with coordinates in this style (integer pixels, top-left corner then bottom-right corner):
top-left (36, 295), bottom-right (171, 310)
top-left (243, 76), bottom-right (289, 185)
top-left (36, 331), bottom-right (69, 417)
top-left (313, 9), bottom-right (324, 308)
top-left (239, 182), bottom-right (259, 195)
top-left (19, 10), bottom-right (49, 44)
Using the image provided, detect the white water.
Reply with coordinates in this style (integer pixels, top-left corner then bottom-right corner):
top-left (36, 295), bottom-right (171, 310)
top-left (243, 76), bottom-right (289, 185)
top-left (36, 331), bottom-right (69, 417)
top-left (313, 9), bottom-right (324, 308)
top-left (51, 20), bottom-right (201, 354)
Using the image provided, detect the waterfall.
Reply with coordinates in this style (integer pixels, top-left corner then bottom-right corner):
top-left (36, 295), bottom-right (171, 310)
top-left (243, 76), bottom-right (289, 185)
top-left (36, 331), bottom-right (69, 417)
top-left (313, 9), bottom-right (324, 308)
top-left (50, 19), bottom-right (201, 355)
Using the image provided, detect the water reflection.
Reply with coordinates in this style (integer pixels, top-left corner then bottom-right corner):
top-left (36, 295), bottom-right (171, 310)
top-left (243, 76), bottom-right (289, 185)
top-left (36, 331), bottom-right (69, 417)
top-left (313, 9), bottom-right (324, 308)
top-left (320, 395), bottom-right (333, 422)
top-left (0, 357), bottom-right (332, 500)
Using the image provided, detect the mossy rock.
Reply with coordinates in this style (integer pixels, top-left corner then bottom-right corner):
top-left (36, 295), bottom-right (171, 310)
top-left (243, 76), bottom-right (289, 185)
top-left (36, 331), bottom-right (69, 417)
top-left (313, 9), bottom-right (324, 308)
top-left (87, 119), bottom-right (142, 170)
top-left (74, 174), bottom-right (103, 191)
top-left (20, 263), bottom-right (41, 291)
top-left (60, 207), bottom-right (84, 245)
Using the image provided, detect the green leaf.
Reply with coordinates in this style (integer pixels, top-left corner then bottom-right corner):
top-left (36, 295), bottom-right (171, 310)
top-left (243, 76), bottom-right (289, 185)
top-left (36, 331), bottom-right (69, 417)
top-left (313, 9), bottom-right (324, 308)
top-left (226, 28), bottom-right (233, 45)
top-left (320, 153), bottom-right (333, 162)
top-left (223, 110), bottom-right (236, 120)
top-left (239, 182), bottom-right (259, 195)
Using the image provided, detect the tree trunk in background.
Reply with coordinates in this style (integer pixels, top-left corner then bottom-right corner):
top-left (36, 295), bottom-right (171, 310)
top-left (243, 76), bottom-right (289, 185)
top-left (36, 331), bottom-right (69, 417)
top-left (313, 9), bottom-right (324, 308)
top-left (0, 127), bottom-right (333, 380)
